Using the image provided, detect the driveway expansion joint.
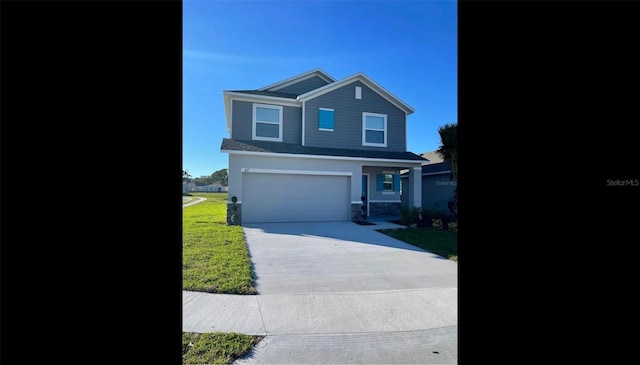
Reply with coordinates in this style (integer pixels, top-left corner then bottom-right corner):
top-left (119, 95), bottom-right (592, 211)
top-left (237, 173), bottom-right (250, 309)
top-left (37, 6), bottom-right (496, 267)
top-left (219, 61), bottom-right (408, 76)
top-left (254, 296), bottom-right (268, 335)
top-left (260, 325), bottom-right (457, 337)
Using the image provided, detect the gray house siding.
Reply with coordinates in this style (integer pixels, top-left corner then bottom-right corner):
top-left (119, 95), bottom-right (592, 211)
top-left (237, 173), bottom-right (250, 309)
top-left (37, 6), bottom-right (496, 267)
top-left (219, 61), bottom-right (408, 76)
top-left (275, 76), bottom-right (332, 96)
top-left (304, 81), bottom-right (406, 152)
top-left (401, 173), bottom-right (456, 214)
top-left (230, 100), bottom-right (253, 141)
top-left (282, 106), bottom-right (302, 144)
top-left (231, 100), bottom-right (301, 144)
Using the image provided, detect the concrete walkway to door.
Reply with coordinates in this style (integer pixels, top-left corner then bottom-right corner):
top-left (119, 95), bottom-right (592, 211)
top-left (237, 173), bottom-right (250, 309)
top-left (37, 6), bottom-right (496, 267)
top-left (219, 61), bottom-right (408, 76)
top-left (182, 221), bottom-right (457, 364)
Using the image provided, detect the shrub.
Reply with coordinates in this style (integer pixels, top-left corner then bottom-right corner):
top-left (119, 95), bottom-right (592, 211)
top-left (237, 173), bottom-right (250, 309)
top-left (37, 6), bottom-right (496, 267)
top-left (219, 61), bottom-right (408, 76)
top-left (432, 218), bottom-right (443, 230)
top-left (400, 206), bottom-right (421, 226)
top-left (447, 222), bottom-right (458, 232)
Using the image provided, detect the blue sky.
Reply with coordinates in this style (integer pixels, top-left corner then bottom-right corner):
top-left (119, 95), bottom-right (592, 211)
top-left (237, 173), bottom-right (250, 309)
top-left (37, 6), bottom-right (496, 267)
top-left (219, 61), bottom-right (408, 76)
top-left (183, 0), bottom-right (457, 178)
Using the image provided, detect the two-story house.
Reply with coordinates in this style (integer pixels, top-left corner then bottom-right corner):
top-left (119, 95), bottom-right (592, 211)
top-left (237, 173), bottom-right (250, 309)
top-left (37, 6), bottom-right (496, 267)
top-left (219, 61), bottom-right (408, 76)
top-left (220, 69), bottom-right (426, 224)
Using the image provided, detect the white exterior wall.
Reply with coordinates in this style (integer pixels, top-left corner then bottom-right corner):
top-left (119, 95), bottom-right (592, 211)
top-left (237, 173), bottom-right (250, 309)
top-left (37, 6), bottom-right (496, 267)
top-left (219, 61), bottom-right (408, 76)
top-left (228, 154), bottom-right (363, 203)
top-left (227, 153), bottom-right (422, 208)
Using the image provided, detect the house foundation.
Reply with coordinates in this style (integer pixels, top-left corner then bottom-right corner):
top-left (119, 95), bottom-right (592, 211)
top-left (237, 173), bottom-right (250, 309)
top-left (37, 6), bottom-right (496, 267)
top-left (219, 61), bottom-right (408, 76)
top-left (369, 202), bottom-right (401, 217)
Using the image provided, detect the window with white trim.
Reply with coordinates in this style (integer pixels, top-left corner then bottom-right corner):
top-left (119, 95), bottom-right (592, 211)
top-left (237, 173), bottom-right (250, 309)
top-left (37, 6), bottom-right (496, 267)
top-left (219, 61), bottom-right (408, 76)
top-left (362, 112), bottom-right (387, 147)
top-left (376, 173), bottom-right (400, 193)
top-left (253, 103), bottom-right (283, 142)
top-left (383, 174), bottom-right (394, 191)
top-left (318, 108), bottom-right (334, 131)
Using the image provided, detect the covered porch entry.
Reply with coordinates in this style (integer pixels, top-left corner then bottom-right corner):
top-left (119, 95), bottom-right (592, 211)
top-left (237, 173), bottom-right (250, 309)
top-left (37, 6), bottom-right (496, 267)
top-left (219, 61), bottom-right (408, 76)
top-left (353, 164), bottom-right (422, 221)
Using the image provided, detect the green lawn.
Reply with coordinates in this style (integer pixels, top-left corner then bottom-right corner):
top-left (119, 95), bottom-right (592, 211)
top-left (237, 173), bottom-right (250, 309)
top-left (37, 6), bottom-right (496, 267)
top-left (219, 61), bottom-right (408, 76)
top-left (183, 193), bottom-right (257, 294)
top-left (379, 227), bottom-right (458, 261)
top-left (183, 332), bottom-right (263, 365)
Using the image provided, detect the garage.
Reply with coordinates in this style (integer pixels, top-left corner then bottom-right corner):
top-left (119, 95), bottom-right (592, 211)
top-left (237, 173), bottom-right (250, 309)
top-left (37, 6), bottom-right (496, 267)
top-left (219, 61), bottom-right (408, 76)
top-left (242, 172), bottom-right (350, 223)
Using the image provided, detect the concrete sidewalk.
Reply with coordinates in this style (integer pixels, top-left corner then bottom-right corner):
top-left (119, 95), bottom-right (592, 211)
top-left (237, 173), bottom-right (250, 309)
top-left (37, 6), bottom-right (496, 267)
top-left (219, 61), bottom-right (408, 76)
top-left (182, 221), bottom-right (457, 364)
top-left (182, 196), bottom-right (206, 207)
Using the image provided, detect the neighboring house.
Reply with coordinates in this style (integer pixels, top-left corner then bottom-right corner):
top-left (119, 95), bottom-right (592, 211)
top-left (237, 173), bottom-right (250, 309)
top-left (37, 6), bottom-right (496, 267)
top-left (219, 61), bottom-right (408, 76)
top-left (183, 181), bottom-right (229, 193)
top-left (196, 183), bottom-right (228, 192)
top-left (401, 150), bottom-right (456, 214)
top-left (186, 182), bottom-right (204, 192)
top-left (220, 68), bottom-right (426, 224)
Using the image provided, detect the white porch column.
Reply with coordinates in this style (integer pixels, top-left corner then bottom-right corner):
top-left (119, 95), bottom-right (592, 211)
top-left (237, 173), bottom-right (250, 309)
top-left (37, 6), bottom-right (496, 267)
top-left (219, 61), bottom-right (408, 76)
top-left (410, 166), bottom-right (422, 209)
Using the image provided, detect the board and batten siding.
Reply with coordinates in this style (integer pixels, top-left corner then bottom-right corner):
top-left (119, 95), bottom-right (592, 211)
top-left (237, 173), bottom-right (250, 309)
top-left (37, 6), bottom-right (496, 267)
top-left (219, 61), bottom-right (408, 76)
top-left (230, 100), bottom-right (302, 144)
top-left (275, 75), bottom-right (332, 96)
top-left (304, 81), bottom-right (406, 152)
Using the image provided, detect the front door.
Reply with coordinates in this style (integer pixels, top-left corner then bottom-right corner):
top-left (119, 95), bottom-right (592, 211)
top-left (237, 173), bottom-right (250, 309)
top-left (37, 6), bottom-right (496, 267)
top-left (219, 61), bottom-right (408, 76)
top-left (362, 174), bottom-right (369, 216)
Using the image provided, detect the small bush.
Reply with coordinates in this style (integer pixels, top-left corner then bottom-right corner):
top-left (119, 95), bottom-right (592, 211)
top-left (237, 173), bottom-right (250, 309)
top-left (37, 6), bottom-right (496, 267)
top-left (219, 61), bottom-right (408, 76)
top-left (400, 206), bottom-right (421, 226)
top-left (447, 222), bottom-right (458, 232)
top-left (432, 218), bottom-right (443, 230)
top-left (420, 208), bottom-right (449, 223)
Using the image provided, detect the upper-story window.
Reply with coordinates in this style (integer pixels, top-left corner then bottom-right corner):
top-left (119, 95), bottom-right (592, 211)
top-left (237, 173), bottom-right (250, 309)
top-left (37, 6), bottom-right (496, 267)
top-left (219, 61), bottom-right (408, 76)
top-left (362, 112), bottom-right (387, 147)
top-left (318, 108), bottom-right (334, 131)
top-left (252, 103), bottom-right (283, 142)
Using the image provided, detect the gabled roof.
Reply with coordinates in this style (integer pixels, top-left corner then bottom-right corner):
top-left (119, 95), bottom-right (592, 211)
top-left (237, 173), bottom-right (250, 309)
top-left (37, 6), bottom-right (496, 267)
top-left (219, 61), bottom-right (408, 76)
top-left (221, 138), bottom-right (427, 163)
top-left (223, 69), bottom-right (415, 133)
top-left (297, 72), bottom-right (415, 115)
top-left (258, 68), bottom-right (336, 92)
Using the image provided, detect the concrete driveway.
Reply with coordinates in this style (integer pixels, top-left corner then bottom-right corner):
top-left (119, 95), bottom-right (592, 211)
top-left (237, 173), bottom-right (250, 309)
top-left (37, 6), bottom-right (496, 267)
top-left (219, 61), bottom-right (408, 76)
top-left (183, 221), bottom-right (457, 364)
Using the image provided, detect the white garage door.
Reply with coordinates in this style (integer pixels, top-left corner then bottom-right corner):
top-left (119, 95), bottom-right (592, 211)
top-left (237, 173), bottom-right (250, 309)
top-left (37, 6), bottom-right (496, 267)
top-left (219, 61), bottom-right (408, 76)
top-left (242, 173), bottom-right (350, 223)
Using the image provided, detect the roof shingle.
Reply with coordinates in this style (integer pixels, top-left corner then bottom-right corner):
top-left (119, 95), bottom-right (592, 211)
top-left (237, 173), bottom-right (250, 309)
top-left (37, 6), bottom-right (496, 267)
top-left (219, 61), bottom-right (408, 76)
top-left (221, 138), bottom-right (426, 162)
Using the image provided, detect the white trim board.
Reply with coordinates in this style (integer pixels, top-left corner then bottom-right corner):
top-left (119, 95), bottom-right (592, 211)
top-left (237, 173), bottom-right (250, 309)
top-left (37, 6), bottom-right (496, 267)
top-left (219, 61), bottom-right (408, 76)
top-left (241, 168), bottom-right (352, 176)
top-left (224, 92), bottom-right (302, 107)
top-left (368, 200), bottom-right (401, 203)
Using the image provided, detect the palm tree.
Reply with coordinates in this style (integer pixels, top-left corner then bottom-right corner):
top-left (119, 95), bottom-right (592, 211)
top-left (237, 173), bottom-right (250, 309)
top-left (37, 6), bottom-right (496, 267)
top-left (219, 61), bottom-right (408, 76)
top-left (436, 123), bottom-right (457, 219)
top-left (436, 123), bottom-right (457, 181)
